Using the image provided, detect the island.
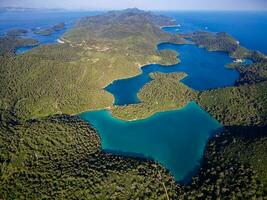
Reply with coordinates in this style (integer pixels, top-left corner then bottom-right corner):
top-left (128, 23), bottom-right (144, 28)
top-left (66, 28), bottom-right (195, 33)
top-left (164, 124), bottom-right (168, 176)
top-left (6, 28), bottom-right (28, 37)
top-left (0, 35), bottom-right (39, 54)
top-left (32, 22), bottom-right (66, 36)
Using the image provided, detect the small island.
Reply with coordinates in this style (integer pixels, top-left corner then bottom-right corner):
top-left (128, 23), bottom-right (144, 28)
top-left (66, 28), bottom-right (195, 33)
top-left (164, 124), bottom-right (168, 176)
top-left (6, 28), bottom-right (28, 37)
top-left (0, 35), bottom-right (39, 54)
top-left (33, 22), bottom-right (66, 36)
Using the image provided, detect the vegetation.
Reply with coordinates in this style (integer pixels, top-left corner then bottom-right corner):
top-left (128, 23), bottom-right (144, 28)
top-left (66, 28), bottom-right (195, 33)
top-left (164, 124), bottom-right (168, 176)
top-left (197, 81), bottom-right (267, 126)
top-left (191, 32), bottom-right (239, 53)
top-left (0, 36), bottom-right (38, 54)
top-left (219, 126), bottom-right (267, 189)
top-left (178, 126), bottom-right (267, 199)
top-left (0, 10), bottom-right (178, 120)
top-left (6, 28), bottom-right (28, 37)
top-left (0, 109), bottom-right (179, 200)
top-left (33, 22), bottom-right (66, 36)
top-left (1, 107), bottom-right (266, 199)
top-left (76, 8), bottom-right (175, 29)
top-left (109, 29), bottom-right (267, 197)
top-left (1, 8), bottom-right (267, 199)
top-left (235, 61), bottom-right (267, 85)
top-left (187, 31), bottom-right (267, 62)
top-left (189, 47), bottom-right (267, 198)
top-left (52, 22), bottom-right (66, 31)
top-left (111, 72), bottom-right (197, 120)
top-left (33, 28), bottom-right (55, 36)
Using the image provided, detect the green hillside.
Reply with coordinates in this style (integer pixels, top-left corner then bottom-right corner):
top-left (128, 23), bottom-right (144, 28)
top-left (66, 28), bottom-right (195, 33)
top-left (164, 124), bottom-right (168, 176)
top-left (0, 9), bottom-right (178, 120)
top-left (0, 110), bottom-right (179, 200)
top-left (111, 72), bottom-right (197, 120)
top-left (0, 9), bottom-right (267, 199)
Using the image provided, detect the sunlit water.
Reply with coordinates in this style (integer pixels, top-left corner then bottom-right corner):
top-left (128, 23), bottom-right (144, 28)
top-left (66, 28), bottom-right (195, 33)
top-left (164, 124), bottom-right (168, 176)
top-left (80, 102), bottom-right (222, 182)
top-left (106, 43), bottom-right (238, 105)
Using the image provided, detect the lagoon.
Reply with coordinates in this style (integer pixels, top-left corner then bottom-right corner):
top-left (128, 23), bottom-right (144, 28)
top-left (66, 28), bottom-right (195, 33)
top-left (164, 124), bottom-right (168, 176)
top-left (106, 43), bottom-right (239, 105)
top-left (80, 102), bottom-right (222, 182)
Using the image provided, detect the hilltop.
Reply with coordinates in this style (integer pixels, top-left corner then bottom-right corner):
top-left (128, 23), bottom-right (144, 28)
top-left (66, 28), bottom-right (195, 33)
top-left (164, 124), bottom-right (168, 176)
top-left (0, 9), bottom-right (178, 120)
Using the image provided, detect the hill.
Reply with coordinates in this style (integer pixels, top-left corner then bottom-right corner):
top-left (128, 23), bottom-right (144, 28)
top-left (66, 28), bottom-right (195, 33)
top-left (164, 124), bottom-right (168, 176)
top-left (0, 9), bottom-right (178, 120)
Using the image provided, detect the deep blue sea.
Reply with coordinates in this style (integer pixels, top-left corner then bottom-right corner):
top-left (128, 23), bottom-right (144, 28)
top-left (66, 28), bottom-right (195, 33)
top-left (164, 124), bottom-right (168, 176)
top-left (1, 10), bottom-right (266, 182)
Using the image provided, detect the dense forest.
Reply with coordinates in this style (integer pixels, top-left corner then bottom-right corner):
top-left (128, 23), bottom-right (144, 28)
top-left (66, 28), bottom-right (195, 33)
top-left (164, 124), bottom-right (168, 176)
top-left (0, 8), bottom-right (267, 199)
top-left (0, 9), bottom-right (179, 120)
top-left (1, 109), bottom-right (266, 199)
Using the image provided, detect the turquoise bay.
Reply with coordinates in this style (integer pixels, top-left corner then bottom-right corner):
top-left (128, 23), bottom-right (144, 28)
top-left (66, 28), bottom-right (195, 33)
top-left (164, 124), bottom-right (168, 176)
top-left (80, 102), bottom-right (222, 182)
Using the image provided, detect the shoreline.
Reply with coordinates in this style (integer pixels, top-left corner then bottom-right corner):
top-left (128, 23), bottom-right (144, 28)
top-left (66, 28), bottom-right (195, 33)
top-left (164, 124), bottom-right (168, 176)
top-left (101, 45), bottom-right (180, 89)
top-left (160, 24), bottom-right (181, 29)
top-left (57, 38), bottom-right (65, 44)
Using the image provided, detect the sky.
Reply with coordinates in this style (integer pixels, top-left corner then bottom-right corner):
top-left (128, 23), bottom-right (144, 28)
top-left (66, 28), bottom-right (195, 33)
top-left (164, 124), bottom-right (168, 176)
top-left (0, 0), bottom-right (267, 11)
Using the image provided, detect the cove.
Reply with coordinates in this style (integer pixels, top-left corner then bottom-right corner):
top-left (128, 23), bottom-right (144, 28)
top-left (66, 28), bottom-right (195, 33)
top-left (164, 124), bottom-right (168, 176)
top-left (79, 102), bottom-right (222, 182)
top-left (105, 43), bottom-right (239, 105)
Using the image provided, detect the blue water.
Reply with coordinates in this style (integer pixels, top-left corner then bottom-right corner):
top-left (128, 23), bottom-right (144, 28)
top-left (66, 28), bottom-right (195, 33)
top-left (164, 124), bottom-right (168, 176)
top-left (2, 11), bottom-right (266, 54)
top-left (80, 102), bottom-right (222, 182)
top-left (158, 11), bottom-right (267, 54)
top-left (0, 10), bottom-right (103, 53)
top-left (2, 10), bottom-right (266, 182)
top-left (106, 43), bottom-right (238, 105)
top-left (162, 26), bottom-right (182, 34)
top-left (243, 59), bottom-right (253, 65)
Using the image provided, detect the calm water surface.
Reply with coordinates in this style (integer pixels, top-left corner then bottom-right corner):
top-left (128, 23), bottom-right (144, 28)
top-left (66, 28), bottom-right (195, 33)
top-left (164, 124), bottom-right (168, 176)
top-left (106, 43), bottom-right (238, 105)
top-left (80, 102), bottom-right (222, 182)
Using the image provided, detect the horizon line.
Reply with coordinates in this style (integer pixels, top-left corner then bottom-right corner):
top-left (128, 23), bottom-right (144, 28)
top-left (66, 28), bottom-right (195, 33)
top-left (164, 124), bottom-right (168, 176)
top-left (1, 7), bottom-right (267, 12)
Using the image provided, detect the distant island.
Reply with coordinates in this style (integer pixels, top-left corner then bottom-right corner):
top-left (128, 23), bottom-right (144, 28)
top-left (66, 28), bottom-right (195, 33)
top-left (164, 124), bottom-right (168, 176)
top-left (0, 22), bottom-right (66, 54)
top-left (6, 28), bottom-right (28, 37)
top-left (33, 22), bottom-right (66, 36)
top-left (0, 35), bottom-right (39, 54)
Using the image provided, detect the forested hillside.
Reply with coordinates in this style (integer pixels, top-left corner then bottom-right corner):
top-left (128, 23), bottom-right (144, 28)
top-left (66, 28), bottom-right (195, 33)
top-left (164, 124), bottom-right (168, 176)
top-left (0, 9), bottom-right (178, 120)
top-left (0, 9), bottom-right (267, 199)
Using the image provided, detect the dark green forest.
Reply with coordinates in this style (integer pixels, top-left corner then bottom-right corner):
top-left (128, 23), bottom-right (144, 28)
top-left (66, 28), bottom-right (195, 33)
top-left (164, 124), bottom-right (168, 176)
top-left (0, 9), bottom-right (267, 199)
